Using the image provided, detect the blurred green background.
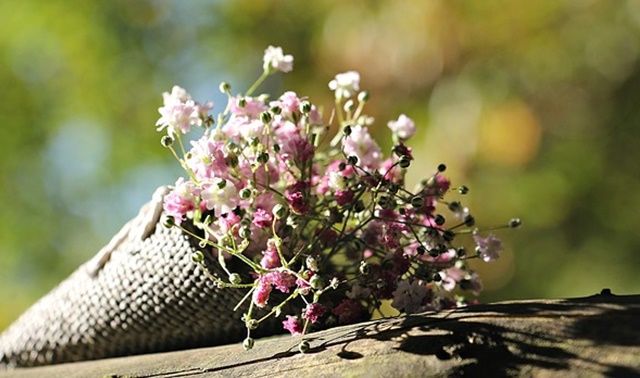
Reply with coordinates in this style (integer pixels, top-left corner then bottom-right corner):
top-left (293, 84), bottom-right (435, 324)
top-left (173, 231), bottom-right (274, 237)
top-left (2, 0), bottom-right (640, 330)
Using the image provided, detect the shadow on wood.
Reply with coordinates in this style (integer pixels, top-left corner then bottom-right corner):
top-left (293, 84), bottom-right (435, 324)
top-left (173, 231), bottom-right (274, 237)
top-left (2, 291), bottom-right (639, 377)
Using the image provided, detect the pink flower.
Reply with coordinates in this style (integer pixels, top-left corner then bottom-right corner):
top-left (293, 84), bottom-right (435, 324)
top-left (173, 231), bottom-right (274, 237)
top-left (281, 134), bottom-right (314, 165)
top-left (201, 178), bottom-right (239, 216)
top-left (252, 279), bottom-right (273, 308)
top-left (156, 86), bottom-right (202, 137)
top-left (282, 315), bottom-right (303, 335)
top-left (379, 158), bottom-right (403, 183)
top-left (439, 267), bottom-right (466, 292)
top-left (271, 91), bottom-right (301, 118)
top-left (332, 299), bottom-right (365, 325)
top-left (252, 208), bottom-right (273, 229)
top-left (387, 114), bottom-right (416, 139)
top-left (228, 96), bottom-right (267, 118)
top-left (163, 177), bottom-right (197, 224)
top-left (473, 233), bottom-right (502, 262)
top-left (264, 270), bottom-right (297, 293)
top-left (186, 138), bottom-right (228, 180)
top-left (285, 181), bottom-right (310, 215)
top-left (303, 303), bottom-right (326, 324)
top-left (260, 239), bottom-right (281, 269)
top-left (342, 125), bottom-right (382, 169)
top-left (335, 190), bottom-right (354, 206)
top-left (392, 280), bottom-right (429, 314)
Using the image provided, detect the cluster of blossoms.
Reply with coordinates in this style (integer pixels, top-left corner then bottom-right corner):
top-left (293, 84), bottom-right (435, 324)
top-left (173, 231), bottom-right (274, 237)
top-left (156, 46), bottom-right (520, 352)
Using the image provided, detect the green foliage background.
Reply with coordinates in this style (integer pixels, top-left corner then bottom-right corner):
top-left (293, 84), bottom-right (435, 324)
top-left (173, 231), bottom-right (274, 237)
top-left (2, 0), bottom-right (640, 329)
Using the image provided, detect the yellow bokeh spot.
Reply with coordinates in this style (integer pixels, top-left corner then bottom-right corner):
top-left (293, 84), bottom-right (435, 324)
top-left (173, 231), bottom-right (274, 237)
top-left (478, 100), bottom-right (541, 167)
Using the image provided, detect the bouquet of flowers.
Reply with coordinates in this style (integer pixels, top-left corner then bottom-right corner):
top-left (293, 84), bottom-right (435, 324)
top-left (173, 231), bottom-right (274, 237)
top-left (156, 46), bottom-right (519, 352)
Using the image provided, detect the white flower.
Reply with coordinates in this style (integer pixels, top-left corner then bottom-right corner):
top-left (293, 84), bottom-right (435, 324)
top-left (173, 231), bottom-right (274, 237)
top-left (342, 125), bottom-right (382, 168)
top-left (473, 233), bottom-right (503, 262)
top-left (263, 46), bottom-right (294, 73)
top-left (156, 85), bottom-right (208, 137)
top-left (201, 178), bottom-right (239, 216)
top-left (328, 171), bottom-right (347, 191)
top-left (328, 71), bottom-right (360, 99)
top-left (392, 280), bottom-right (429, 314)
top-left (387, 114), bottom-right (416, 139)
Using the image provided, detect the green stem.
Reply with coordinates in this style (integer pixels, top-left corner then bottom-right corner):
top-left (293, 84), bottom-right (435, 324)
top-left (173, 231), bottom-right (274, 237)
top-left (246, 70), bottom-right (270, 97)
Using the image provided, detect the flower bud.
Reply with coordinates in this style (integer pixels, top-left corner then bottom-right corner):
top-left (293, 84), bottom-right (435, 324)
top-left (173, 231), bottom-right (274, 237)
top-left (359, 261), bottom-right (370, 275)
top-left (217, 179), bottom-right (227, 189)
top-left (160, 135), bottom-right (174, 148)
top-left (437, 163), bottom-right (447, 172)
top-left (246, 319), bottom-right (258, 330)
top-left (343, 99), bottom-right (355, 112)
top-left (163, 215), bottom-right (175, 228)
top-left (343, 125), bottom-right (352, 136)
top-left (306, 256), bottom-right (319, 271)
top-left (238, 97), bottom-right (247, 108)
top-left (300, 101), bottom-right (312, 114)
top-left (270, 105), bottom-right (282, 115)
top-left (357, 91), bottom-right (369, 103)
top-left (273, 143), bottom-right (281, 153)
top-left (464, 215), bottom-right (475, 227)
top-left (191, 251), bottom-right (204, 263)
top-left (257, 152), bottom-right (270, 164)
top-left (239, 226), bottom-right (251, 239)
top-left (219, 81), bottom-right (231, 93)
top-left (509, 218), bottom-right (522, 228)
top-left (309, 275), bottom-right (324, 290)
top-left (260, 111), bottom-right (272, 124)
top-left (273, 204), bottom-right (287, 219)
top-left (243, 337), bottom-right (255, 351)
top-left (410, 196), bottom-right (424, 208)
top-left (399, 155), bottom-right (411, 168)
top-left (435, 214), bottom-right (445, 226)
top-left (229, 273), bottom-right (242, 285)
top-left (240, 188), bottom-right (252, 199)
top-left (298, 340), bottom-right (310, 353)
top-left (458, 185), bottom-right (469, 195)
top-left (347, 155), bottom-right (358, 165)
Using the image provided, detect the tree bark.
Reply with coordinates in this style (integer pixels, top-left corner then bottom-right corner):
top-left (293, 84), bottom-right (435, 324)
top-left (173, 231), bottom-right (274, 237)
top-left (1, 291), bottom-right (638, 377)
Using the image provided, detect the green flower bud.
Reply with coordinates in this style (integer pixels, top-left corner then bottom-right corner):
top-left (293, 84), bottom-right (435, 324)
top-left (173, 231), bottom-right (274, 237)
top-left (300, 101), bottom-right (312, 113)
top-left (260, 111), bottom-right (272, 124)
top-left (228, 273), bottom-right (242, 285)
top-left (163, 216), bottom-right (175, 228)
top-left (240, 188), bottom-right (252, 199)
top-left (270, 105), bottom-right (282, 115)
top-left (273, 204), bottom-right (287, 219)
top-left (160, 135), bottom-right (174, 148)
top-left (399, 155), bottom-right (411, 168)
top-left (243, 337), bottom-right (255, 351)
top-left (410, 196), bottom-right (424, 208)
top-left (309, 275), bottom-right (324, 290)
top-left (359, 261), bottom-right (370, 275)
top-left (219, 81), bottom-right (231, 93)
top-left (191, 251), bottom-right (204, 263)
top-left (298, 340), bottom-right (310, 354)
top-left (306, 256), bottom-right (319, 271)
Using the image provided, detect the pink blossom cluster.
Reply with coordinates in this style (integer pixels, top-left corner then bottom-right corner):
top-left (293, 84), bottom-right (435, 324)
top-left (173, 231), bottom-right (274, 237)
top-left (156, 46), bottom-right (519, 350)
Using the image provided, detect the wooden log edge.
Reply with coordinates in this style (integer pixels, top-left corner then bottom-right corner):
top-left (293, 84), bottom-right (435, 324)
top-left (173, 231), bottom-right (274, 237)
top-left (2, 290), bottom-right (639, 377)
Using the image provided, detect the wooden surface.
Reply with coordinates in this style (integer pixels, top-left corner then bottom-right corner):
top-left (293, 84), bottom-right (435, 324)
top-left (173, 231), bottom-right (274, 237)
top-left (1, 291), bottom-right (639, 377)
